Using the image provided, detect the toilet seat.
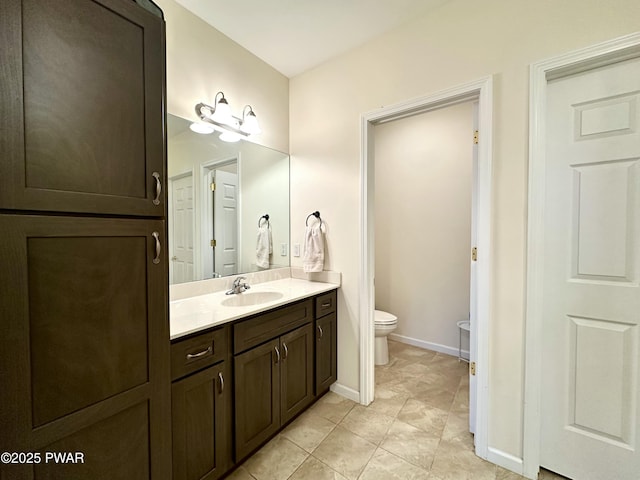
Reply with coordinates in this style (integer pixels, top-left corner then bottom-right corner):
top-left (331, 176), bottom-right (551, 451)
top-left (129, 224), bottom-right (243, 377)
top-left (374, 310), bottom-right (397, 325)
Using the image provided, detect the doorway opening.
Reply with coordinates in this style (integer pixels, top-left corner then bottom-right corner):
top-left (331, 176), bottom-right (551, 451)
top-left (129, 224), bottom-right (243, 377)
top-left (360, 76), bottom-right (493, 460)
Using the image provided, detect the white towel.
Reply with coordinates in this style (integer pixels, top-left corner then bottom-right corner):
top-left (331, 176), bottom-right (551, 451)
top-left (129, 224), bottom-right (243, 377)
top-left (256, 224), bottom-right (272, 269)
top-left (303, 224), bottom-right (324, 273)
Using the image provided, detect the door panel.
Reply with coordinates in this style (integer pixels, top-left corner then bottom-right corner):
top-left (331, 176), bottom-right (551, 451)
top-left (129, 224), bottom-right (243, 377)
top-left (541, 57), bottom-right (640, 479)
top-left (315, 313), bottom-right (337, 395)
top-left (234, 339), bottom-right (280, 461)
top-left (0, 214), bottom-right (170, 479)
top-left (170, 175), bottom-right (195, 284)
top-left (172, 362), bottom-right (231, 480)
top-left (0, 0), bottom-right (165, 216)
top-left (281, 324), bottom-right (313, 423)
top-left (214, 170), bottom-right (238, 276)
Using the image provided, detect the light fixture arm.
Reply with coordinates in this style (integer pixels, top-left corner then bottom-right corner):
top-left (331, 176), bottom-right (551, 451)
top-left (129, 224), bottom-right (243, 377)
top-left (195, 101), bottom-right (247, 136)
top-left (194, 91), bottom-right (261, 139)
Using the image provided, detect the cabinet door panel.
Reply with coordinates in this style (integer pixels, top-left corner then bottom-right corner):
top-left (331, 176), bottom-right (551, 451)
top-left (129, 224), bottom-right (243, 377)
top-left (281, 324), bottom-right (314, 424)
top-left (234, 339), bottom-right (280, 461)
top-left (0, 214), bottom-right (170, 479)
top-left (172, 363), bottom-right (231, 480)
top-left (316, 313), bottom-right (337, 395)
top-left (33, 401), bottom-right (150, 480)
top-left (0, 0), bottom-right (165, 216)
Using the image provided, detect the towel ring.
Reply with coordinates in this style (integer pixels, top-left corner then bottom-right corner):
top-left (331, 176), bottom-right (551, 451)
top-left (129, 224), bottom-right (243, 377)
top-left (305, 211), bottom-right (323, 228)
top-left (258, 214), bottom-right (270, 227)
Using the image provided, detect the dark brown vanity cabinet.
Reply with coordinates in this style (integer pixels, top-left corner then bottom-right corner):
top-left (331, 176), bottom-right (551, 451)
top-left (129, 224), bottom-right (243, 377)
top-left (0, 215), bottom-right (171, 479)
top-left (234, 300), bottom-right (315, 461)
top-left (0, 1), bottom-right (169, 479)
top-left (171, 327), bottom-right (233, 480)
top-left (315, 291), bottom-right (338, 394)
top-left (0, 0), bottom-right (165, 217)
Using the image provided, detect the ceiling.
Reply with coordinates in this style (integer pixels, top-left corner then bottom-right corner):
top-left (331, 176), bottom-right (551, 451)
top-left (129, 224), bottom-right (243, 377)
top-left (174, 0), bottom-right (450, 78)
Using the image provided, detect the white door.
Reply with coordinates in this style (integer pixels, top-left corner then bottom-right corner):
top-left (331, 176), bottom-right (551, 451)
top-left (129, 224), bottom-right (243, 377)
top-left (213, 170), bottom-right (238, 276)
top-left (169, 174), bottom-right (195, 284)
top-left (541, 57), bottom-right (640, 479)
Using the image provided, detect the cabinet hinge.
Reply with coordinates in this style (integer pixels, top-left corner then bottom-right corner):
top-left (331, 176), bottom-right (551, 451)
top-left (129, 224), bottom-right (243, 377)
top-left (473, 130), bottom-right (479, 145)
top-left (471, 247), bottom-right (477, 262)
top-left (210, 239), bottom-right (216, 247)
top-left (210, 182), bottom-right (216, 192)
top-left (470, 361), bottom-right (476, 376)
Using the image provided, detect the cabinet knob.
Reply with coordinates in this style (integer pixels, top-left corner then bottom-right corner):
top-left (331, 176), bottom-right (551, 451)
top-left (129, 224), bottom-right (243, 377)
top-left (186, 345), bottom-right (212, 360)
top-left (282, 342), bottom-right (288, 360)
top-left (317, 325), bottom-right (324, 339)
top-left (152, 232), bottom-right (161, 264)
top-left (274, 346), bottom-right (280, 364)
top-left (152, 172), bottom-right (162, 205)
top-left (218, 372), bottom-right (224, 394)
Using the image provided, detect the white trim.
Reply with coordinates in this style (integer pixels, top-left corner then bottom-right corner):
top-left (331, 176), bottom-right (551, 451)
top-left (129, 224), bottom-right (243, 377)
top-left (359, 76), bottom-right (493, 459)
top-left (329, 382), bottom-right (360, 403)
top-left (523, 32), bottom-right (640, 480)
top-left (487, 447), bottom-right (524, 476)
top-left (389, 333), bottom-right (467, 359)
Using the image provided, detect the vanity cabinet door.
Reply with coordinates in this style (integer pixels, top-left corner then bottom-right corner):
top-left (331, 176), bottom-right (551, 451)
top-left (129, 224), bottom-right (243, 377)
top-left (0, 0), bottom-right (165, 216)
top-left (316, 312), bottom-right (338, 395)
top-left (280, 324), bottom-right (314, 424)
top-left (0, 214), bottom-right (171, 479)
top-left (234, 338), bottom-right (281, 462)
top-left (172, 362), bottom-right (232, 480)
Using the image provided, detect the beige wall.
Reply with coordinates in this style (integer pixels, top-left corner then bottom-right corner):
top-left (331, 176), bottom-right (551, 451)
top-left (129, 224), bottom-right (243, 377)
top-left (374, 102), bottom-right (473, 352)
top-left (156, 0), bottom-right (289, 153)
top-left (289, 0), bottom-right (640, 459)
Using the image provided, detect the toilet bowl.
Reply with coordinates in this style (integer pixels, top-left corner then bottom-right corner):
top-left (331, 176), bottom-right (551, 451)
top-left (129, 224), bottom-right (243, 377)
top-left (374, 310), bottom-right (398, 365)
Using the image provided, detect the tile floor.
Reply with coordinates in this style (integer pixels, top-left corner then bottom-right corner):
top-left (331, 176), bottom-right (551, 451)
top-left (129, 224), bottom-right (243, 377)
top-left (226, 340), bottom-right (567, 480)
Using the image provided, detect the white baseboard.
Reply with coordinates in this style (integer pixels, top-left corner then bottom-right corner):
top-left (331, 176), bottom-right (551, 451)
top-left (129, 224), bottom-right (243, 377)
top-left (330, 382), bottom-right (360, 403)
top-left (389, 333), bottom-right (469, 359)
top-left (487, 447), bottom-right (525, 477)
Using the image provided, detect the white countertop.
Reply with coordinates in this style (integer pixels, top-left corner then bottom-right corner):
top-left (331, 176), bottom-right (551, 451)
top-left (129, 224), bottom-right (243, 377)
top-left (170, 277), bottom-right (340, 340)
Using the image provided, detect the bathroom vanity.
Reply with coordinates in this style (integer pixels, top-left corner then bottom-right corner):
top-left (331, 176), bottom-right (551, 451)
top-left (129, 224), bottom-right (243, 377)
top-left (169, 277), bottom-right (338, 480)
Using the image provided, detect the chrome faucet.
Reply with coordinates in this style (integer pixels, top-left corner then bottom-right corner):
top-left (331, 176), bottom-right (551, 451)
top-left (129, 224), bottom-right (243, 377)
top-left (226, 276), bottom-right (250, 295)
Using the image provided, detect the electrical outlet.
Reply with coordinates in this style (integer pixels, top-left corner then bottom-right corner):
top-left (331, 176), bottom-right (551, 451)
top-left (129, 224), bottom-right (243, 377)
top-left (293, 244), bottom-right (301, 257)
top-left (280, 243), bottom-right (288, 256)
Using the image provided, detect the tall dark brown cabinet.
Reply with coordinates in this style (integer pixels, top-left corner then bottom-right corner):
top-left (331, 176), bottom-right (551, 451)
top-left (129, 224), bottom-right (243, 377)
top-left (0, 1), bottom-right (170, 479)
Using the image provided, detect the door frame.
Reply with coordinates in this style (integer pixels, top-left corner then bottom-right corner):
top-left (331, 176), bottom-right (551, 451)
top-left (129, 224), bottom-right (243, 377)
top-left (523, 32), bottom-right (640, 479)
top-left (359, 76), bottom-right (493, 459)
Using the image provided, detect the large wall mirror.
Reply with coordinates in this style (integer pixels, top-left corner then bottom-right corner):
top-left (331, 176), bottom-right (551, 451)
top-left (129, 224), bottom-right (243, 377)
top-left (168, 113), bottom-right (290, 284)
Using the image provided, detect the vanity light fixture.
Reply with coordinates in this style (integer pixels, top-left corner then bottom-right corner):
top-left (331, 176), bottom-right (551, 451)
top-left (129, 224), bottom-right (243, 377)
top-left (193, 91), bottom-right (261, 142)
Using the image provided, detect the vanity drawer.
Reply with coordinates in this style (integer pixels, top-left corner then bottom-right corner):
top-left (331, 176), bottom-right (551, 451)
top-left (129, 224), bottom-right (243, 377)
top-left (315, 290), bottom-right (337, 318)
top-left (234, 299), bottom-right (313, 354)
top-left (171, 327), bottom-right (229, 381)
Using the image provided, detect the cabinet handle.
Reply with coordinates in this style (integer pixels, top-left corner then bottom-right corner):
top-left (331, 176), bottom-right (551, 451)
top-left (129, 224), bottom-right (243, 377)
top-left (152, 232), bottom-right (161, 264)
top-left (321, 302), bottom-right (331, 308)
top-left (282, 342), bottom-right (288, 360)
top-left (218, 372), bottom-right (224, 394)
top-left (152, 172), bottom-right (162, 205)
top-left (186, 345), bottom-right (212, 359)
top-left (274, 346), bottom-right (280, 364)
top-left (317, 325), bottom-right (324, 338)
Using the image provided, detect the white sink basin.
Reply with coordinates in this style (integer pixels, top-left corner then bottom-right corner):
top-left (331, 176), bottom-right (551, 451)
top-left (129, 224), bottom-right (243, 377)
top-left (221, 291), bottom-right (284, 307)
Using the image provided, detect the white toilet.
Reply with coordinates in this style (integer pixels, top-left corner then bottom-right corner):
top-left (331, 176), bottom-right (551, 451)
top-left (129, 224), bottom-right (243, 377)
top-left (374, 310), bottom-right (398, 365)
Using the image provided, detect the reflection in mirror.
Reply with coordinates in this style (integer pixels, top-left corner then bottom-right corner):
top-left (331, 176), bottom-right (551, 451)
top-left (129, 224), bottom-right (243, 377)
top-left (167, 114), bottom-right (290, 284)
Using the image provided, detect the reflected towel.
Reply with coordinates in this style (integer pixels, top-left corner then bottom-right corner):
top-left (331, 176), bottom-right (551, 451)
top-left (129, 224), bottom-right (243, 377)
top-left (303, 224), bottom-right (324, 273)
top-left (256, 224), bottom-right (272, 269)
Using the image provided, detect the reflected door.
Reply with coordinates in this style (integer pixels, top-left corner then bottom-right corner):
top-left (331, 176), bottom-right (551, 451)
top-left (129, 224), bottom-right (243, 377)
top-left (170, 174), bottom-right (195, 284)
top-left (541, 57), bottom-right (640, 479)
top-left (213, 170), bottom-right (238, 276)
